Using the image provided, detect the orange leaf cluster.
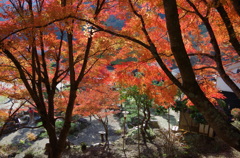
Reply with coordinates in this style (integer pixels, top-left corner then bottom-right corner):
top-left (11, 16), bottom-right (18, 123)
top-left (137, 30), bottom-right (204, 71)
top-left (114, 61), bottom-right (177, 108)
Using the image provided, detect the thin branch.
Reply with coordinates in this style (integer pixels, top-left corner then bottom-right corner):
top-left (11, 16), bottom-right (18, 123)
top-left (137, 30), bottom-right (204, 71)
top-left (177, 5), bottom-right (195, 13)
top-left (76, 29), bottom-right (93, 85)
top-left (188, 53), bottom-right (214, 59)
top-left (193, 66), bottom-right (217, 71)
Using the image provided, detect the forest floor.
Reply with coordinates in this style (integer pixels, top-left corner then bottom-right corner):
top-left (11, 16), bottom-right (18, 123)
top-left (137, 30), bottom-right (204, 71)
top-left (0, 112), bottom-right (240, 157)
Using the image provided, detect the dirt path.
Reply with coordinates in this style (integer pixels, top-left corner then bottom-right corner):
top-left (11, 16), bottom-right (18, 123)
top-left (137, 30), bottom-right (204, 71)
top-left (70, 115), bottom-right (122, 146)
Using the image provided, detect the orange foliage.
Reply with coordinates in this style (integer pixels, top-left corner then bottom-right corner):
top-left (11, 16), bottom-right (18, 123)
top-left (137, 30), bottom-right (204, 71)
top-left (114, 61), bottom-right (178, 108)
top-left (0, 0), bottom-right (238, 125)
top-left (74, 84), bottom-right (120, 117)
top-left (0, 109), bottom-right (8, 123)
top-left (73, 65), bottom-right (120, 117)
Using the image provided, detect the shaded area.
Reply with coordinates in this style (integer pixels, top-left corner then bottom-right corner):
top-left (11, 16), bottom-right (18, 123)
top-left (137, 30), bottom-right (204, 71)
top-left (154, 109), bottom-right (180, 130)
top-left (69, 116), bottom-right (122, 146)
top-left (182, 132), bottom-right (237, 158)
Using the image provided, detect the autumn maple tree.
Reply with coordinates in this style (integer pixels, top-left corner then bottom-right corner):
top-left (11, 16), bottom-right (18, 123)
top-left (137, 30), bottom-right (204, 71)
top-left (54, 66), bottom-right (120, 148)
top-left (114, 61), bottom-right (177, 145)
top-left (74, 77), bottom-right (120, 147)
top-left (0, 0), bottom-right (118, 157)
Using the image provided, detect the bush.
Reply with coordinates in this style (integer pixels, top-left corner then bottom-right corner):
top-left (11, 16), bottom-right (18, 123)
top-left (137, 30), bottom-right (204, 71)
top-left (26, 132), bottom-right (37, 141)
top-left (38, 130), bottom-right (48, 139)
top-left (146, 128), bottom-right (156, 139)
top-left (80, 142), bottom-right (87, 152)
top-left (126, 128), bottom-right (138, 139)
top-left (155, 106), bottom-right (167, 115)
top-left (120, 112), bottom-right (144, 128)
top-left (114, 129), bottom-right (123, 135)
top-left (55, 120), bottom-right (64, 133)
top-left (55, 120), bottom-right (78, 135)
top-left (231, 108), bottom-right (240, 120)
top-left (69, 122), bottom-right (78, 135)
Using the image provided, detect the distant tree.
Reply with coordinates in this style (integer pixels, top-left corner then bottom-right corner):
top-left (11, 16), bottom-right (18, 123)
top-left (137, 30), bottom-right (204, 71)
top-left (74, 70), bottom-right (120, 149)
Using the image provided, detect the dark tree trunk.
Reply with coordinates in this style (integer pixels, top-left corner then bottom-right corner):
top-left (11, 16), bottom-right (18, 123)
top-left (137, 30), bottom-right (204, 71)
top-left (144, 105), bottom-right (152, 141)
top-left (141, 106), bottom-right (147, 145)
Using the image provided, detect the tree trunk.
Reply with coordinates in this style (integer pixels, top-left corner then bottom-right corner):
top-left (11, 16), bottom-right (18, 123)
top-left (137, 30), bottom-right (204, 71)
top-left (144, 105), bottom-right (152, 142)
top-left (163, 0), bottom-right (240, 151)
top-left (141, 106), bottom-right (147, 144)
top-left (42, 121), bottom-right (59, 158)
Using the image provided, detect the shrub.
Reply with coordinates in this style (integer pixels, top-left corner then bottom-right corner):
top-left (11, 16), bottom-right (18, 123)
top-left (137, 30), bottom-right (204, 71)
top-left (69, 122), bottom-right (78, 135)
top-left (231, 108), bottom-right (240, 120)
top-left (36, 121), bottom-right (43, 126)
top-left (26, 132), bottom-right (37, 141)
top-left (146, 128), bottom-right (156, 139)
top-left (127, 128), bottom-right (138, 139)
top-left (55, 120), bottom-right (78, 135)
top-left (37, 130), bottom-right (48, 139)
top-left (114, 129), bottom-right (123, 135)
top-left (232, 121), bottom-right (240, 131)
top-left (120, 112), bottom-right (144, 128)
top-left (55, 120), bottom-right (64, 133)
top-left (80, 142), bottom-right (87, 152)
